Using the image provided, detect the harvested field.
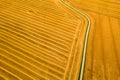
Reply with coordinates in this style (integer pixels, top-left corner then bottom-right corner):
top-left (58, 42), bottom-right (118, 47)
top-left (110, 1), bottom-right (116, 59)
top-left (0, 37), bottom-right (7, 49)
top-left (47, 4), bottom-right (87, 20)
top-left (69, 0), bottom-right (120, 80)
top-left (0, 0), bottom-right (120, 80)
top-left (0, 0), bottom-right (86, 80)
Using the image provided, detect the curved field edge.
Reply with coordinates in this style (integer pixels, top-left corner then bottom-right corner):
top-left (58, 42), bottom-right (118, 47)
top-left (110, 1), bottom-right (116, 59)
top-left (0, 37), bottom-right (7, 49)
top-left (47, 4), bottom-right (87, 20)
top-left (59, 0), bottom-right (91, 80)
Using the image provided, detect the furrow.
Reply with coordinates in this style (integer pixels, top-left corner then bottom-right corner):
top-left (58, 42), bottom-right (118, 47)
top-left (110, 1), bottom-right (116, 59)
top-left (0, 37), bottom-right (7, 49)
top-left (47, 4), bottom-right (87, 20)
top-left (0, 67), bottom-right (21, 80)
top-left (0, 14), bottom-right (73, 44)
top-left (0, 21), bottom-right (68, 54)
top-left (0, 34), bottom-right (66, 68)
top-left (0, 27), bottom-right (68, 58)
top-left (0, 75), bottom-right (8, 80)
top-left (0, 13), bottom-right (74, 39)
top-left (0, 50), bottom-right (64, 79)
top-left (0, 57), bottom-right (53, 80)
top-left (0, 61), bottom-right (34, 80)
top-left (7, 1), bottom-right (78, 28)
top-left (0, 40), bottom-right (66, 72)
top-left (1, 10), bottom-right (76, 34)
top-left (0, 31), bottom-right (66, 64)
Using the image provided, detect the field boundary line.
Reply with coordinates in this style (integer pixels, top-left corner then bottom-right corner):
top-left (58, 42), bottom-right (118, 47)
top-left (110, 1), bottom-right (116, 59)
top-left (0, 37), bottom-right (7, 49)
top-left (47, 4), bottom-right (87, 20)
top-left (60, 0), bottom-right (91, 80)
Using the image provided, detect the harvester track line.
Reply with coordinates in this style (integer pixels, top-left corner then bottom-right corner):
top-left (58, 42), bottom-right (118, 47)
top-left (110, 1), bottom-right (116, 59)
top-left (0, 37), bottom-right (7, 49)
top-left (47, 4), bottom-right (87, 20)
top-left (60, 0), bottom-right (91, 80)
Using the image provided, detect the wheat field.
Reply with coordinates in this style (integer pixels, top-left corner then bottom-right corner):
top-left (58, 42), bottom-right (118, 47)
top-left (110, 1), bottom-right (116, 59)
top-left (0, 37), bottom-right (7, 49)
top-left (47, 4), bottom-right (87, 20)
top-left (0, 0), bottom-right (86, 80)
top-left (0, 0), bottom-right (120, 80)
top-left (69, 0), bottom-right (120, 80)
